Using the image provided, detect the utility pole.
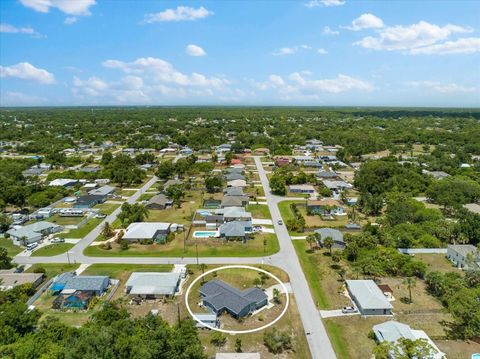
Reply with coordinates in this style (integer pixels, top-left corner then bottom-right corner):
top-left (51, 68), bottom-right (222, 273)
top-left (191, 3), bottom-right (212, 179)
top-left (177, 301), bottom-right (181, 324)
top-left (66, 251), bottom-right (71, 265)
top-left (196, 243), bottom-right (199, 266)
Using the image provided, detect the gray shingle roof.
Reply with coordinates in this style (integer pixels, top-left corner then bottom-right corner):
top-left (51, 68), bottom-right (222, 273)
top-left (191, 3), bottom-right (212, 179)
top-left (200, 280), bottom-right (267, 316)
top-left (63, 276), bottom-right (109, 292)
top-left (314, 228), bottom-right (344, 244)
top-left (219, 221), bottom-right (250, 237)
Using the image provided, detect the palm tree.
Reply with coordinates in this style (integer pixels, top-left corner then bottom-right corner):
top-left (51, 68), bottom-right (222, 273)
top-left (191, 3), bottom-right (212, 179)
top-left (403, 277), bottom-right (416, 304)
top-left (253, 278), bottom-right (262, 288)
top-left (323, 236), bottom-right (334, 256)
top-left (273, 288), bottom-right (281, 304)
top-left (306, 234), bottom-right (317, 252)
top-left (102, 222), bottom-right (112, 238)
top-left (199, 263), bottom-right (207, 274)
top-left (263, 238), bottom-right (267, 255)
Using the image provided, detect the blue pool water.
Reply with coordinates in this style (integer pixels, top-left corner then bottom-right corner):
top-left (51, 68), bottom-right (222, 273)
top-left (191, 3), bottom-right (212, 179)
top-left (193, 231), bottom-right (217, 238)
top-left (472, 354), bottom-right (480, 359)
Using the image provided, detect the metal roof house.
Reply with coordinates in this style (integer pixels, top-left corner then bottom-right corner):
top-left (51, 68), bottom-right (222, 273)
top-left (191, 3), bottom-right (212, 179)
top-left (314, 228), bottom-right (345, 249)
top-left (125, 272), bottom-right (181, 298)
top-left (123, 222), bottom-right (172, 243)
top-left (88, 185), bottom-right (116, 197)
top-left (199, 279), bottom-right (268, 319)
top-left (0, 270), bottom-right (44, 290)
top-left (7, 221), bottom-right (63, 245)
top-left (346, 280), bottom-right (393, 315)
top-left (194, 313), bottom-right (219, 329)
top-left (373, 321), bottom-right (445, 359)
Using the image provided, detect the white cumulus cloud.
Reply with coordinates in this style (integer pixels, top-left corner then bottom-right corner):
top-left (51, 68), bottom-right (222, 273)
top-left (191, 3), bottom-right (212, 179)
top-left (406, 81), bottom-right (476, 93)
top-left (354, 21), bottom-right (472, 53)
top-left (346, 13), bottom-right (384, 31)
top-left (0, 23), bottom-right (40, 36)
top-left (19, 0), bottom-right (96, 15)
top-left (317, 48), bottom-right (328, 55)
top-left (186, 44), bottom-right (207, 57)
top-left (0, 62), bottom-right (55, 84)
top-left (64, 17), bottom-right (78, 25)
top-left (143, 6), bottom-right (213, 23)
top-left (272, 44), bottom-right (311, 56)
top-left (409, 37), bottom-right (480, 55)
top-left (305, 0), bottom-right (345, 8)
top-left (322, 26), bottom-right (339, 35)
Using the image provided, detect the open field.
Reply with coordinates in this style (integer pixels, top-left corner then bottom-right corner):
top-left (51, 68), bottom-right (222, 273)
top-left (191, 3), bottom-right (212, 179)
top-left (415, 253), bottom-right (458, 274)
top-left (85, 232), bottom-right (280, 257)
top-left (65, 218), bottom-right (102, 238)
top-left (0, 238), bottom-right (23, 256)
top-left (48, 214), bottom-right (84, 226)
top-left (93, 202), bottom-right (121, 215)
top-left (246, 203), bottom-right (271, 219)
top-left (146, 190), bottom-right (203, 225)
top-left (31, 243), bottom-right (74, 257)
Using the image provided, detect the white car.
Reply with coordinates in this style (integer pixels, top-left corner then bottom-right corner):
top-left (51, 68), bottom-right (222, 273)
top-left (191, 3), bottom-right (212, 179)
top-left (341, 306), bottom-right (358, 314)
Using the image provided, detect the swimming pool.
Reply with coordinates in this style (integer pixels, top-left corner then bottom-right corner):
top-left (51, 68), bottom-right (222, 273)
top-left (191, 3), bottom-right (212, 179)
top-left (472, 354), bottom-right (480, 359)
top-left (193, 231), bottom-right (218, 238)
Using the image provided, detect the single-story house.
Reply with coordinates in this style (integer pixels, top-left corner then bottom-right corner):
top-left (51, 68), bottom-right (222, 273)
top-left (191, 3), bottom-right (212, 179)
top-left (225, 167), bottom-right (243, 175)
top-left (36, 207), bottom-right (54, 218)
top-left (200, 279), bottom-right (268, 319)
top-left (227, 179), bottom-right (247, 188)
top-left (215, 207), bottom-right (252, 222)
top-left (346, 280), bottom-right (393, 316)
top-left (49, 178), bottom-right (78, 187)
top-left (205, 214), bottom-right (225, 228)
top-left (7, 221), bottom-right (63, 245)
top-left (253, 148), bottom-right (269, 155)
top-left (122, 222), bottom-right (172, 243)
top-left (225, 173), bottom-right (245, 182)
top-left (62, 275), bottom-right (110, 296)
top-left (221, 195), bottom-right (249, 208)
top-left (180, 147), bottom-right (193, 155)
top-left (125, 272), bottom-right (181, 298)
top-left (80, 166), bottom-right (101, 173)
top-left (304, 161), bottom-right (323, 168)
top-left (292, 155), bottom-right (314, 164)
top-left (307, 199), bottom-right (345, 216)
top-left (426, 170), bottom-right (450, 180)
top-left (50, 272), bottom-right (76, 293)
top-left (0, 270), bottom-right (44, 290)
top-left (215, 354), bottom-right (260, 359)
top-left (219, 221), bottom-right (252, 240)
top-left (164, 179), bottom-right (183, 190)
top-left (22, 167), bottom-right (47, 177)
top-left (73, 195), bottom-right (105, 208)
top-left (447, 244), bottom-right (479, 270)
top-left (145, 194), bottom-right (173, 210)
top-left (316, 170), bottom-right (338, 179)
top-left (224, 187), bottom-right (246, 197)
top-left (88, 185), bottom-right (116, 197)
top-left (314, 228), bottom-right (345, 249)
top-left (194, 313), bottom-right (219, 329)
top-left (274, 157), bottom-right (290, 167)
top-left (373, 321), bottom-right (445, 359)
top-left (322, 180), bottom-right (353, 192)
top-left (288, 184), bottom-right (316, 194)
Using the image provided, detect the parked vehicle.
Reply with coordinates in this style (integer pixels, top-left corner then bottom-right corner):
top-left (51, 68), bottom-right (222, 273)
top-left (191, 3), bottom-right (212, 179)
top-left (26, 242), bottom-right (39, 251)
top-left (51, 237), bottom-right (65, 243)
top-left (341, 306), bottom-right (358, 314)
top-left (277, 220), bottom-right (283, 225)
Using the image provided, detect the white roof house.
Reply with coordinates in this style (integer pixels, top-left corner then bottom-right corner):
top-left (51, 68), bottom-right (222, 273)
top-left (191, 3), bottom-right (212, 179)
top-left (122, 222), bottom-right (171, 241)
top-left (323, 180), bottom-right (353, 190)
top-left (49, 178), bottom-right (78, 187)
top-left (125, 272), bottom-right (181, 296)
top-left (346, 280), bottom-right (393, 315)
top-left (88, 185), bottom-right (116, 196)
top-left (373, 321), bottom-right (445, 359)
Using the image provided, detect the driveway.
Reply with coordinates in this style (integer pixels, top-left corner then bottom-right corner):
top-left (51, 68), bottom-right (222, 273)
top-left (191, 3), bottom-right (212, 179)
top-left (320, 309), bottom-right (360, 318)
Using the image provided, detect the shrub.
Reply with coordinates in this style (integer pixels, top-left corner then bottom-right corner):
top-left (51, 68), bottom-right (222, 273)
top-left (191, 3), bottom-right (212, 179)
top-left (33, 267), bottom-right (46, 274)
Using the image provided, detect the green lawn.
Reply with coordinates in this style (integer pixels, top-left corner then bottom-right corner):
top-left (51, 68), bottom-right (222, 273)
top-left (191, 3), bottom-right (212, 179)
top-left (93, 202), bottom-right (121, 215)
top-left (324, 320), bottom-right (350, 359)
top-left (293, 240), bottom-right (330, 308)
top-left (278, 200), bottom-right (298, 222)
top-left (0, 238), bottom-right (23, 256)
top-left (66, 218), bottom-right (102, 238)
top-left (246, 203), bottom-right (271, 219)
top-left (26, 263), bottom-right (80, 279)
top-left (48, 214), bottom-right (84, 226)
top-left (84, 233), bottom-right (280, 258)
top-left (31, 243), bottom-right (74, 257)
top-left (82, 263), bottom-right (173, 277)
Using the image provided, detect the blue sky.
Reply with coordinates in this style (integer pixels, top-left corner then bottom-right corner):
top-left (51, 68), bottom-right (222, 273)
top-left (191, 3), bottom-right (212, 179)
top-left (1, 0), bottom-right (479, 107)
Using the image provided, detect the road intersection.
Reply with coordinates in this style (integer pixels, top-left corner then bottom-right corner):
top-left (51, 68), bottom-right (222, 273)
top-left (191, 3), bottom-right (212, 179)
top-left (14, 157), bottom-right (337, 359)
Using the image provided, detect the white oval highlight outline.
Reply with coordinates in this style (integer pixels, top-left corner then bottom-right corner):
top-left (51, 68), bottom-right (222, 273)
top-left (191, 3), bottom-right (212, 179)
top-left (185, 265), bottom-right (289, 334)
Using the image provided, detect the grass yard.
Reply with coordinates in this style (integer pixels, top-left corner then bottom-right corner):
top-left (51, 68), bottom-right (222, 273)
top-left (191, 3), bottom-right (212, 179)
top-left (93, 202), bottom-right (121, 215)
top-left (0, 238), bottom-right (23, 256)
top-left (246, 203), bottom-right (271, 219)
top-left (138, 193), bottom-right (156, 202)
top-left (32, 243), bottom-right (74, 257)
top-left (26, 263), bottom-right (80, 279)
top-left (66, 218), bottom-right (102, 238)
top-left (48, 214), bottom-right (84, 226)
top-left (84, 232), bottom-right (280, 257)
top-left (82, 263), bottom-right (173, 278)
top-left (245, 184), bottom-right (265, 197)
top-left (146, 190), bottom-right (203, 225)
top-left (293, 240), bottom-right (351, 309)
top-left (415, 254), bottom-right (457, 274)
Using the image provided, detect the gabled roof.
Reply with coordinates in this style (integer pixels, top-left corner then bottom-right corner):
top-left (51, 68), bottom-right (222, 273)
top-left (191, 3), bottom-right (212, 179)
top-left (221, 196), bottom-right (248, 207)
top-left (63, 275), bottom-right (109, 292)
top-left (314, 228), bottom-right (344, 244)
top-left (224, 187), bottom-right (246, 196)
top-left (448, 244), bottom-right (478, 257)
top-left (317, 171), bottom-right (338, 178)
top-left (125, 272), bottom-right (180, 295)
top-left (215, 207), bottom-right (251, 219)
top-left (219, 221), bottom-right (250, 237)
top-left (200, 280), bottom-right (267, 316)
top-left (147, 194), bottom-right (173, 206)
top-left (88, 185), bottom-right (115, 196)
top-left (7, 221), bottom-right (61, 240)
top-left (76, 195), bottom-right (104, 206)
top-left (346, 280), bottom-right (393, 310)
top-left (225, 173), bottom-right (245, 181)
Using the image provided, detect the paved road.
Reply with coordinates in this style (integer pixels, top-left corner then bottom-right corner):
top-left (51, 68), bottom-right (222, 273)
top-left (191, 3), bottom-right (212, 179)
top-left (13, 159), bottom-right (336, 359)
top-left (253, 156), bottom-right (336, 359)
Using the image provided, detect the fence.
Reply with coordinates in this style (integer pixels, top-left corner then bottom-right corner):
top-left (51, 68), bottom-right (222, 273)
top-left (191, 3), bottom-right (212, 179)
top-left (398, 248), bottom-right (447, 254)
top-left (27, 278), bottom-right (53, 307)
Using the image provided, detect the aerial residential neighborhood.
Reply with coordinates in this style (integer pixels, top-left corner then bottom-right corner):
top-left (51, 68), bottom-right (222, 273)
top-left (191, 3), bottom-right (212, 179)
top-left (1, 0), bottom-right (479, 358)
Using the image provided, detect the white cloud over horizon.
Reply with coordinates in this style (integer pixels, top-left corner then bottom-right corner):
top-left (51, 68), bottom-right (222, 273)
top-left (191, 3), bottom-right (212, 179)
top-left (143, 6), bottom-right (213, 23)
top-left (305, 0), bottom-right (345, 8)
top-left (19, 0), bottom-right (96, 16)
top-left (406, 80), bottom-right (476, 93)
top-left (0, 62), bottom-right (55, 84)
top-left (272, 44), bottom-right (312, 56)
top-left (345, 13), bottom-right (384, 31)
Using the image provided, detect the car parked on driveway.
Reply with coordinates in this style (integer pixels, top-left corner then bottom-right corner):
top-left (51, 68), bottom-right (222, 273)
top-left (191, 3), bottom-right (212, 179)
top-left (51, 237), bottom-right (65, 243)
top-left (341, 306), bottom-right (358, 314)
